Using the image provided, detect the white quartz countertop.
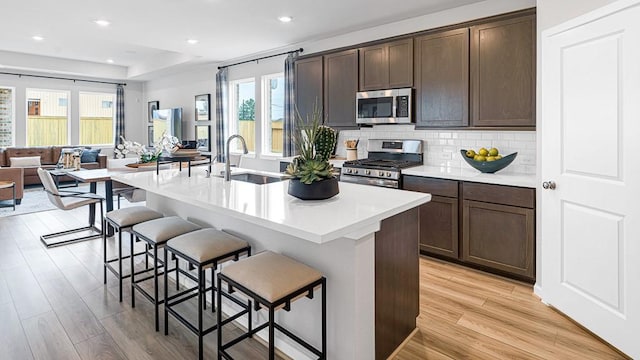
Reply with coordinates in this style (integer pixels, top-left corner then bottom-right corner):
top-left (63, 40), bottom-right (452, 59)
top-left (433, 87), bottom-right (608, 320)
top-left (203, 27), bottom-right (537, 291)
top-left (112, 168), bottom-right (430, 244)
top-left (402, 165), bottom-right (537, 188)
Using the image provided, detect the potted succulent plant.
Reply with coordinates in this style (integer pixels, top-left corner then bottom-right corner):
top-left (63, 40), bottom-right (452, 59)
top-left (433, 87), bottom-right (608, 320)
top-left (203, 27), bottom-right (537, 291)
top-left (285, 104), bottom-right (339, 200)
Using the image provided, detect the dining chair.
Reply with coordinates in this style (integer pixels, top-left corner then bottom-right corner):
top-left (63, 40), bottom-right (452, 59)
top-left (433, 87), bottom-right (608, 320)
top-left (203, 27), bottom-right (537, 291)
top-left (37, 167), bottom-right (105, 247)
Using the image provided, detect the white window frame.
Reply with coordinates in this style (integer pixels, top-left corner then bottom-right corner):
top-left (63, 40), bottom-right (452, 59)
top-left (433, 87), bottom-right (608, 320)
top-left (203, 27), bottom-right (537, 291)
top-left (0, 86), bottom-right (16, 147)
top-left (25, 88), bottom-right (71, 146)
top-left (78, 91), bottom-right (116, 146)
top-left (261, 73), bottom-right (284, 158)
top-left (228, 78), bottom-right (256, 155)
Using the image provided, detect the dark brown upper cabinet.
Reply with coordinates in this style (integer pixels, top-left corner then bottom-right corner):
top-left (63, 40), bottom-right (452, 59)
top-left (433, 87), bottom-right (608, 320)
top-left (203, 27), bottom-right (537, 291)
top-left (294, 56), bottom-right (323, 124)
top-left (470, 15), bottom-right (535, 127)
top-left (359, 38), bottom-right (413, 91)
top-left (414, 28), bottom-right (470, 128)
top-left (324, 49), bottom-right (359, 129)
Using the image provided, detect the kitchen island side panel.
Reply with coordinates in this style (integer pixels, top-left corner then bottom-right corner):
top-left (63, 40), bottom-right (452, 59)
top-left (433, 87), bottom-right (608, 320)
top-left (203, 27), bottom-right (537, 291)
top-left (375, 207), bottom-right (420, 359)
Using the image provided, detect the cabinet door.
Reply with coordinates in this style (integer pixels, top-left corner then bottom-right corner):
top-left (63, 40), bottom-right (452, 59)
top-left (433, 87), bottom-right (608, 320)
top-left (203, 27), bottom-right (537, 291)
top-left (359, 44), bottom-right (388, 91)
top-left (294, 56), bottom-right (323, 123)
top-left (388, 38), bottom-right (413, 88)
top-left (415, 28), bottom-right (469, 128)
top-left (462, 199), bottom-right (535, 280)
top-left (419, 196), bottom-right (458, 259)
top-left (324, 50), bottom-right (358, 129)
top-left (471, 15), bottom-right (535, 127)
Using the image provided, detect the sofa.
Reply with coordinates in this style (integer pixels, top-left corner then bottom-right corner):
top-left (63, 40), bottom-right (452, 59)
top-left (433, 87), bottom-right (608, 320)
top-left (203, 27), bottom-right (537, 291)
top-left (0, 146), bottom-right (107, 186)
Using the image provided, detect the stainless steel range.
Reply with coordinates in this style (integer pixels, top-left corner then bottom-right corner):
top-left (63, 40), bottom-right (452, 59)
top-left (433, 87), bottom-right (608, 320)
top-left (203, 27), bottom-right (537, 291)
top-left (341, 139), bottom-right (423, 188)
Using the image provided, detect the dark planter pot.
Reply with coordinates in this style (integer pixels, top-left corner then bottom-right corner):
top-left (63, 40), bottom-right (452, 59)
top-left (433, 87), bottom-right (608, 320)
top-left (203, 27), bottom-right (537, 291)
top-left (288, 177), bottom-right (339, 200)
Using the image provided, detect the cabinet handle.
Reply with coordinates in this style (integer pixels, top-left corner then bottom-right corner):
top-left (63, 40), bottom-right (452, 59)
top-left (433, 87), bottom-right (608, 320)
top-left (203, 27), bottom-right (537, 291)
top-left (542, 181), bottom-right (556, 190)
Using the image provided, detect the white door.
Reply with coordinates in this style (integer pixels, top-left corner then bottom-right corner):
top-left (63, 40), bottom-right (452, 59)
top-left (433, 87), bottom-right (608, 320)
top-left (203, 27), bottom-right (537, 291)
top-left (541, 1), bottom-right (640, 358)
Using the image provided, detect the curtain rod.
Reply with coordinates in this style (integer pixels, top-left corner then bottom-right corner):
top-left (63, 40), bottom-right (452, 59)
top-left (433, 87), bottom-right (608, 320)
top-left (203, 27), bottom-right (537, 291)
top-left (217, 48), bottom-right (303, 70)
top-left (0, 71), bottom-right (126, 86)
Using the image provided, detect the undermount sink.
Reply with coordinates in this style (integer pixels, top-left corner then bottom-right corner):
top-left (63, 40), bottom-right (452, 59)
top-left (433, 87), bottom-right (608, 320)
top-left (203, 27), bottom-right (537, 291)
top-left (229, 173), bottom-right (285, 185)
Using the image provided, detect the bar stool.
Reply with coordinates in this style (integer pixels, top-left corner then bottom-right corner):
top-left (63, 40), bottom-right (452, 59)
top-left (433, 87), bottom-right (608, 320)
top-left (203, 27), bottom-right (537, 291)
top-left (217, 251), bottom-right (326, 360)
top-left (164, 228), bottom-right (251, 360)
top-left (131, 216), bottom-right (201, 331)
top-left (103, 206), bottom-right (163, 301)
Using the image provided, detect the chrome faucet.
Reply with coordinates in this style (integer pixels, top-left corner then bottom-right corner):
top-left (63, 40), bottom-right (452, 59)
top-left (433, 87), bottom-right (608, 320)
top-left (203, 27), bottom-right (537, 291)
top-left (225, 134), bottom-right (248, 181)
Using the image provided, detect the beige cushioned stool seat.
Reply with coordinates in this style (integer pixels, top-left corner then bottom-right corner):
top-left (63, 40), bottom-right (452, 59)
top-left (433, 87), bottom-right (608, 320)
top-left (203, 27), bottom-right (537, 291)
top-left (133, 216), bottom-right (201, 245)
top-left (221, 251), bottom-right (323, 303)
top-left (106, 206), bottom-right (163, 228)
top-left (167, 228), bottom-right (249, 263)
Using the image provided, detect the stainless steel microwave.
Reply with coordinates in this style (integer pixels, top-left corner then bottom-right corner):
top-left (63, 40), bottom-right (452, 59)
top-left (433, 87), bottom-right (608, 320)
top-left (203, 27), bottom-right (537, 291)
top-left (356, 88), bottom-right (412, 124)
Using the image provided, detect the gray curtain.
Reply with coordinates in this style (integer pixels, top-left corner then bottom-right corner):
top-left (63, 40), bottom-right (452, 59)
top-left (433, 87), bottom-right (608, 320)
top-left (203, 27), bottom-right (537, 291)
top-left (282, 52), bottom-right (299, 157)
top-left (215, 68), bottom-right (228, 162)
top-left (114, 85), bottom-right (125, 157)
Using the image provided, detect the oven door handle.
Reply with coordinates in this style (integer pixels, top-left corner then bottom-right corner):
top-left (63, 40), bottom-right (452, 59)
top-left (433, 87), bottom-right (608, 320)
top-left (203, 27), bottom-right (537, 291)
top-left (340, 174), bottom-right (399, 189)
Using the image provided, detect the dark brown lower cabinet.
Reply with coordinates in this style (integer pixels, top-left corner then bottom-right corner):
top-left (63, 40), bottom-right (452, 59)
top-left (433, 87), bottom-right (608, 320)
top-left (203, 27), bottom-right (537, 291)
top-left (402, 176), bottom-right (459, 260)
top-left (462, 199), bottom-right (534, 279)
top-left (418, 196), bottom-right (458, 259)
top-left (402, 175), bottom-right (535, 281)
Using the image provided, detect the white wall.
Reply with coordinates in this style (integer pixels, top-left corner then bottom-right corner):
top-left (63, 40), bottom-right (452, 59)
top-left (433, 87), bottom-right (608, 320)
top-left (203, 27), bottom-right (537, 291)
top-left (537, 0), bottom-right (618, 30)
top-left (0, 72), bottom-right (143, 155)
top-left (143, 64), bottom-right (218, 147)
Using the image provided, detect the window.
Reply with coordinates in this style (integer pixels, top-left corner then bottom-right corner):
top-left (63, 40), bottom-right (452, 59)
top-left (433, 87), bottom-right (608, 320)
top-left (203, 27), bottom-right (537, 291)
top-left (80, 92), bottom-right (115, 145)
top-left (28, 99), bottom-right (40, 116)
top-left (0, 87), bottom-right (14, 147)
top-left (229, 79), bottom-right (256, 153)
top-left (262, 74), bottom-right (284, 156)
top-left (26, 89), bottom-right (70, 146)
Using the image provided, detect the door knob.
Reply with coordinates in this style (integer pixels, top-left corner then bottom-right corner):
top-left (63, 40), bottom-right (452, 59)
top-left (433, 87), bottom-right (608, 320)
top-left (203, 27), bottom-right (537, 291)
top-left (542, 181), bottom-right (556, 190)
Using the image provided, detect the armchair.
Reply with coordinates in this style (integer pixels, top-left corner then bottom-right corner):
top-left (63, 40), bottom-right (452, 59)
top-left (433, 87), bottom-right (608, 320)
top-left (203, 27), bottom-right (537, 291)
top-left (0, 167), bottom-right (23, 204)
top-left (37, 168), bottom-right (104, 247)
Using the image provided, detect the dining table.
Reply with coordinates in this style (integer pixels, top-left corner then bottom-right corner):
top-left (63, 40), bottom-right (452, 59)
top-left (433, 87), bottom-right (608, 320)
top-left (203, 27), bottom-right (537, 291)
top-left (66, 168), bottom-right (119, 236)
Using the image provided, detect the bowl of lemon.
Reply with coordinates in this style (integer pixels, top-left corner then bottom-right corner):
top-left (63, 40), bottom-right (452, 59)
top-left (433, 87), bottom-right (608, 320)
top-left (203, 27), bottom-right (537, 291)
top-left (460, 148), bottom-right (517, 173)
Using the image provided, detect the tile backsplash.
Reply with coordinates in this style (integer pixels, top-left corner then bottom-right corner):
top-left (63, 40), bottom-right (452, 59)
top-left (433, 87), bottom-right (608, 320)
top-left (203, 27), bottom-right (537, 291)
top-left (336, 125), bottom-right (536, 174)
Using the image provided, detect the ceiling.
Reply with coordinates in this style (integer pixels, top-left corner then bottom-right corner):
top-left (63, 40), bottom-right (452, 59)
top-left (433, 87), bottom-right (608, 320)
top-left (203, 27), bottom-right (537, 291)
top-left (0, 0), bottom-right (484, 79)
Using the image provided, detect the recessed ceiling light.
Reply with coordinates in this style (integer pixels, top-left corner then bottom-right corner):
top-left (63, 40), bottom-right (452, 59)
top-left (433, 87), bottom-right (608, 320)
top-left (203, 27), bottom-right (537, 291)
top-left (32, 35), bottom-right (44, 41)
top-left (187, 39), bottom-right (199, 45)
top-left (278, 16), bottom-right (293, 23)
top-left (106, 59), bottom-right (114, 64)
top-left (94, 19), bottom-right (111, 27)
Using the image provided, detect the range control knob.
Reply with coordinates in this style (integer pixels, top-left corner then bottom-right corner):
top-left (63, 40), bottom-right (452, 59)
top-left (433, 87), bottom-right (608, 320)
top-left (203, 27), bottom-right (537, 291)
top-left (345, 168), bottom-right (352, 174)
top-left (365, 170), bottom-right (371, 175)
top-left (378, 171), bottom-right (384, 177)
top-left (386, 172), bottom-right (392, 177)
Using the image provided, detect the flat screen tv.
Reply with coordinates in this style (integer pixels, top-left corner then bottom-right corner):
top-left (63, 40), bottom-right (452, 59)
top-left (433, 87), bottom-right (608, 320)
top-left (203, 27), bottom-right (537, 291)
top-left (151, 107), bottom-right (182, 144)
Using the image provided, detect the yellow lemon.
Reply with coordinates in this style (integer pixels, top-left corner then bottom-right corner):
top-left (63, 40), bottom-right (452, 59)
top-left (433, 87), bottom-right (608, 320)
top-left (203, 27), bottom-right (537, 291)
top-left (489, 148), bottom-right (499, 156)
top-left (478, 148), bottom-right (489, 156)
top-left (495, 155), bottom-right (503, 160)
top-left (475, 155), bottom-right (487, 162)
top-left (466, 149), bottom-right (476, 158)
top-left (486, 156), bottom-right (496, 162)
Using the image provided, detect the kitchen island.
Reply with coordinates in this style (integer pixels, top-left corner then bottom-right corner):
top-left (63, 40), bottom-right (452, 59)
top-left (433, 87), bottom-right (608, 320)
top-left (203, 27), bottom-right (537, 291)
top-left (112, 168), bottom-right (430, 360)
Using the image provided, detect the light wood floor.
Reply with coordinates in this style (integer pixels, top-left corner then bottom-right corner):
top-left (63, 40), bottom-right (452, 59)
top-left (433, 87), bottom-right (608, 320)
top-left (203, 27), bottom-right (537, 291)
top-left (0, 206), bottom-right (627, 359)
top-left (394, 257), bottom-right (627, 360)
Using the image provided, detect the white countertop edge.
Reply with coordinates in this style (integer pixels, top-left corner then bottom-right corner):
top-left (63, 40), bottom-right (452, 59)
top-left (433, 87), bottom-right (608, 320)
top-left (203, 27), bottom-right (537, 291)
top-left (402, 165), bottom-right (537, 188)
top-left (170, 191), bottom-right (429, 244)
top-left (112, 171), bottom-right (431, 244)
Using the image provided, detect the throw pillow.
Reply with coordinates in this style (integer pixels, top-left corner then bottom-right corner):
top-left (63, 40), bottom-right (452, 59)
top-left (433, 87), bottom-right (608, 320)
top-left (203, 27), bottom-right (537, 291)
top-left (10, 156), bottom-right (41, 167)
top-left (81, 148), bottom-right (101, 163)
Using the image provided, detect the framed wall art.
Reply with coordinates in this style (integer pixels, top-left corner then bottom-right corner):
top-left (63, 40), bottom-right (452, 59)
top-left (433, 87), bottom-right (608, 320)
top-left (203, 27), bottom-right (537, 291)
top-left (195, 94), bottom-right (210, 121)
top-left (148, 100), bottom-right (159, 123)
